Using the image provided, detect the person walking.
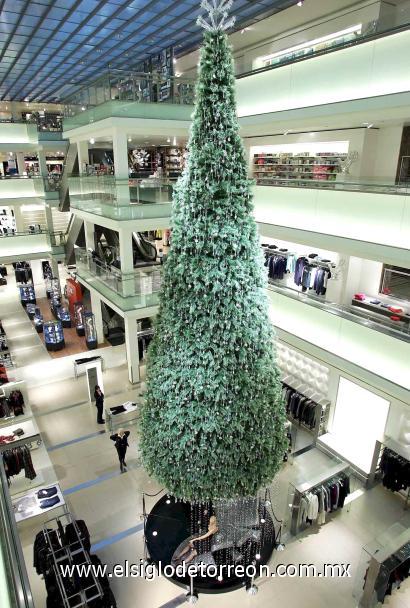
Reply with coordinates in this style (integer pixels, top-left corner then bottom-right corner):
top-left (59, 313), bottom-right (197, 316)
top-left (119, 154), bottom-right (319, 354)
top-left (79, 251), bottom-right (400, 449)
top-left (94, 385), bottom-right (105, 425)
top-left (110, 429), bottom-right (130, 473)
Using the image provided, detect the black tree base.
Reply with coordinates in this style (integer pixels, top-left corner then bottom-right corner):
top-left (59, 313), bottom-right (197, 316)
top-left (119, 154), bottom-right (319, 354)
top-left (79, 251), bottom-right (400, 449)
top-left (145, 495), bottom-right (276, 594)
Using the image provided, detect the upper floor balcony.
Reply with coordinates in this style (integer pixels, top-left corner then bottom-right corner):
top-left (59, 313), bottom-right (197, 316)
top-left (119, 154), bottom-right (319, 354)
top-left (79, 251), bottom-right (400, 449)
top-left (63, 72), bottom-right (195, 132)
top-left (74, 248), bottom-right (161, 312)
top-left (253, 181), bottom-right (410, 265)
top-left (236, 25), bottom-right (410, 119)
top-left (68, 174), bottom-right (172, 225)
top-left (0, 175), bottom-right (62, 202)
top-left (0, 229), bottom-right (65, 264)
top-left (0, 117), bottom-right (64, 145)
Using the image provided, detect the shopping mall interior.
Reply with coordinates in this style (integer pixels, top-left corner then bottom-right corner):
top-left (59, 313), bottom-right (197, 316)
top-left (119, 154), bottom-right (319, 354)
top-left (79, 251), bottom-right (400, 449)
top-left (0, 0), bottom-right (410, 607)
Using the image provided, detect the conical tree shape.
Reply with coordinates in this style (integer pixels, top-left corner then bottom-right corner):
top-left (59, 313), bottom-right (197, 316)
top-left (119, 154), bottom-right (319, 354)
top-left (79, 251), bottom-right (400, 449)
top-left (140, 30), bottom-right (287, 502)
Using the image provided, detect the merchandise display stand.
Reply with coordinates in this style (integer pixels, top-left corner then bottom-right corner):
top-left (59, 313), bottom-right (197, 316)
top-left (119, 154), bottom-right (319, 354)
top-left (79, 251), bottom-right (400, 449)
top-left (13, 483), bottom-right (66, 523)
top-left (84, 312), bottom-right (97, 350)
top-left (0, 418), bottom-right (41, 452)
top-left (73, 355), bottom-right (104, 379)
top-left (253, 151), bottom-right (347, 185)
top-left (354, 523), bottom-right (410, 608)
top-left (0, 379), bottom-right (32, 427)
top-left (287, 460), bottom-right (351, 536)
top-left (73, 302), bottom-right (86, 336)
top-left (282, 374), bottom-right (330, 439)
top-left (106, 400), bottom-right (139, 433)
top-left (44, 321), bottom-right (65, 351)
top-left (370, 437), bottom-right (410, 508)
top-left (39, 512), bottom-right (104, 608)
top-left (19, 284), bottom-right (36, 306)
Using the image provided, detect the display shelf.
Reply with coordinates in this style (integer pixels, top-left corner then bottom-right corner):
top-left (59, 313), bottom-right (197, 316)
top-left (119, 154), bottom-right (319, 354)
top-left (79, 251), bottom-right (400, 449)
top-left (33, 310), bottom-right (43, 333)
top-left (253, 151), bottom-right (347, 185)
top-left (19, 284), bottom-right (36, 306)
top-left (44, 321), bottom-right (65, 352)
top-left (56, 306), bottom-right (71, 328)
top-left (83, 312), bottom-right (97, 350)
top-left (0, 380), bottom-right (31, 426)
top-left (73, 302), bottom-right (86, 336)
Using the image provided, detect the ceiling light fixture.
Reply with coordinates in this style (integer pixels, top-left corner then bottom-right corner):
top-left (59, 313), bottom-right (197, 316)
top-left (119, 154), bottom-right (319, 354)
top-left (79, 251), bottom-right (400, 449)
top-left (173, 136), bottom-right (177, 146)
top-left (81, 106), bottom-right (86, 111)
top-left (128, 137), bottom-right (132, 142)
top-left (89, 138), bottom-right (95, 145)
top-left (167, 137), bottom-right (171, 143)
top-left (297, 0), bottom-right (304, 6)
top-left (173, 57), bottom-right (177, 64)
top-left (366, 123), bottom-right (374, 128)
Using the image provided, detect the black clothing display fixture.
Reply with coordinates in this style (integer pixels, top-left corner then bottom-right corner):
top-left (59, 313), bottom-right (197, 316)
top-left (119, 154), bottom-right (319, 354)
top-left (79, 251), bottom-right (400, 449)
top-left (379, 448), bottom-right (410, 494)
top-left (84, 312), bottom-right (98, 350)
top-left (3, 445), bottom-right (36, 482)
top-left (110, 430), bottom-right (130, 471)
top-left (94, 389), bottom-right (105, 424)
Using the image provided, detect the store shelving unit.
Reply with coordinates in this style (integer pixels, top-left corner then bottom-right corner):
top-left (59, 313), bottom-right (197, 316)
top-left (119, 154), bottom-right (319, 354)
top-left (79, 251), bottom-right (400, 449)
top-left (44, 321), bottom-right (65, 352)
top-left (253, 152), bottom-right (347, 184)
top-left (57, 307), bottom-right (71, 329)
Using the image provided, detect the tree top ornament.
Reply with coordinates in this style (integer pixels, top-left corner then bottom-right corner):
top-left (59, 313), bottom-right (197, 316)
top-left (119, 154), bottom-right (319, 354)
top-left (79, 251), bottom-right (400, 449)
top-left (196, 0), bottom-right (236, 32)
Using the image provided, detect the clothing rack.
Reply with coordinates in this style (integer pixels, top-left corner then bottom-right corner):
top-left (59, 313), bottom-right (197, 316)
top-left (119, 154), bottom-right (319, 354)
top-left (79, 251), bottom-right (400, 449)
top-left (42, 512), bottom-right (103, 608)
top-left (262, 247), bottom-right (296, 258)
top-left (359, 526), bottom-right (410, 608)
top-left (371, 438), bottom-right (410, 509)
top-left (281, 374), bottom-right (330, 439)
top-left (289, 462), bottom-right (351, 536)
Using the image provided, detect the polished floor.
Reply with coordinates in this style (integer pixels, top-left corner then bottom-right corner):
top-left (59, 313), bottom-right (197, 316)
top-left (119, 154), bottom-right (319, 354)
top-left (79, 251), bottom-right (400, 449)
top-left (1, 264), bottom-right (410, 608)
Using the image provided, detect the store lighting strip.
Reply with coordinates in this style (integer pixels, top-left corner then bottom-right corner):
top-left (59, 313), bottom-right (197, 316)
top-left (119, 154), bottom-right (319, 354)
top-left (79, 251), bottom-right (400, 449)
top-left (259, 24), bottom-right (363, 63)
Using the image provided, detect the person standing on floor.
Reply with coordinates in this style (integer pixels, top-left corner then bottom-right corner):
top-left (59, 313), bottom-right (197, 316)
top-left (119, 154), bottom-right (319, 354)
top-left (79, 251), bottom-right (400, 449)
top-left (110, 428), bottom-right (130, 473)
top-left (94, 385), bottom-right (105, 425)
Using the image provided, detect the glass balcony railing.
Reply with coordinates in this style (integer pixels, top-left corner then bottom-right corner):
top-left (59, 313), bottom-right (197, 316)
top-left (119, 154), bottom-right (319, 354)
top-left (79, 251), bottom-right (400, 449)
top-left (253, 176), bottom-right (410, 194)
top-left (268, 281), bottom-right (410, 343)
top-left (63, 71), bottom-right (196, 121)
top-left (68, 174), bottom-right (174, 220)
top-left (75, 248), bottom-right (162, 307)
top-left (240, 17), bottom-right (410, 77)
top-left (0, 229), bottom-right (66, 247)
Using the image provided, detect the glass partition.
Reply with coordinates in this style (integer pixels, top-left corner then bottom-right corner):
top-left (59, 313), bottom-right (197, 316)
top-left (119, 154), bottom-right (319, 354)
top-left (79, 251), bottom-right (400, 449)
top-left (254, 176), bottom-right (410, 194)
top-left (68, 174), bottom-right (174, 220)
top-left (75, 248), bottom-right (162, 304)
top-left (63, 71), bottom-right (196, 121)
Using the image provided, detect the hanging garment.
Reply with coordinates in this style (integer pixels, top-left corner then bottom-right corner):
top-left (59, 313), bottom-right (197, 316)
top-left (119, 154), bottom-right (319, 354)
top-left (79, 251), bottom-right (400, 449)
top-left (380, 448), bottom-right (410, 493)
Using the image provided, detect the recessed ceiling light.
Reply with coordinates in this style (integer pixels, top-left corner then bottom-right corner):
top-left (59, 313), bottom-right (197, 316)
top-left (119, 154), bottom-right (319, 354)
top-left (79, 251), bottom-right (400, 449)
top-left (89, 138), bottom-right (95, 144)
top-left (297, 0), bottom-right (304, 6)
top-left (173, 57), bottom-right (177, 64)
top-left (81, 106), bottom-right (86, 111)
top-left (167, 138), bottom-right (171, 143)
top-left (128, 137), bottom-right (132, 142)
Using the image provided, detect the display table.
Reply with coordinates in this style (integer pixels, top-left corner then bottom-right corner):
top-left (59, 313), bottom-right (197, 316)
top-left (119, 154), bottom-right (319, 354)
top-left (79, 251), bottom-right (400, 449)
top-left (13, 483), bottom-right (66, 523)
top-left (106, 400), bottom-right (139, 432)
top-left (0, 418), bottom-right (40, 451)
top-left (351, 297), bottom-right (410, 325)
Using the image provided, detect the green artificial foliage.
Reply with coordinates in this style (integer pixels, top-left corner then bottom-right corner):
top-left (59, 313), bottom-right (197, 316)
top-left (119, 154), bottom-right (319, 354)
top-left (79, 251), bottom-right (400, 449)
top-left (140, 28), bottom-right (287, 502)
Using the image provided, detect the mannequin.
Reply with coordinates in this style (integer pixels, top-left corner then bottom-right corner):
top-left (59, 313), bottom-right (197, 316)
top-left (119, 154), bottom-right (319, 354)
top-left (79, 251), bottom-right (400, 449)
top-left (175, 515), bottom-right (219, 564)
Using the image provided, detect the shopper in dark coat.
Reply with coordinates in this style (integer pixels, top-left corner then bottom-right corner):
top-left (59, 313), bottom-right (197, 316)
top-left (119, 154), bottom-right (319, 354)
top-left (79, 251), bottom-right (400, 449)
top-left (94, 385), bottom-right (105, 424)
top-left (110, 429), bottom-right (130, 472)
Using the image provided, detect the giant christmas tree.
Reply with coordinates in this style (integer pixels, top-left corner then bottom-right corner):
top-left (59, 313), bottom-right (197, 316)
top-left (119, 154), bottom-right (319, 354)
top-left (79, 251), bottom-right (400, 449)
top-left (140, 0), bottom-right (287, 503)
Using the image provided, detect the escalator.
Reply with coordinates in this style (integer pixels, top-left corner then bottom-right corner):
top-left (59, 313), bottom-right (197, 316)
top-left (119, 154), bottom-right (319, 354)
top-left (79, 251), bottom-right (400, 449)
top-left (59, 142), bottom-right (78, 212)
top-left (65, 215), bottom-right (85, 265)
top-left (94, 226), bottom-right (120, 264)
top-left (132, 232), bottom-right (157, 264)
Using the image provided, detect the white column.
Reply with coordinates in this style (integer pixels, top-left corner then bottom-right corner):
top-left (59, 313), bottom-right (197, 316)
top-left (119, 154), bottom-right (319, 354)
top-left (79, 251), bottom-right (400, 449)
top-left (37, 149), bottom-right (48, 177)
top-left (124, 314), bottom-right (140, 384)
top-left (112, 128), bottom-right (130, 205)
top-left (44, 203), bottom-right (55, 243)
top-left (90, 290), bottom-right (104, 345)
top-left (50, 257), bottom-right (59, 278)
top-left (16, 152), bottom-right (26, 175)
top-left (84, 220), bottom-right (95, 252)
top-left (119, 227), bottom-right (134, 296)
top-left (13, 205), bottom-right (25, 232)
top-left (77, 141), bottom-right (89, 174)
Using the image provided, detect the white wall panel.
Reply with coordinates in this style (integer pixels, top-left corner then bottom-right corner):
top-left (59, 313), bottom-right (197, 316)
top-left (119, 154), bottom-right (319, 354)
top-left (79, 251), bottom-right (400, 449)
top-left (268, 290), bottom-right (410, 391)
top-left (236, 29), bottom-right (410, 117)
top-left (253, 185), bottom-right (409, 249)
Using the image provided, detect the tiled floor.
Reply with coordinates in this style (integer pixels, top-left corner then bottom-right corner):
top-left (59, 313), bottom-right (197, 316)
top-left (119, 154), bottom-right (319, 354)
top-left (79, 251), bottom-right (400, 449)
top-left (2, 264), bottom-right (410, 608)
